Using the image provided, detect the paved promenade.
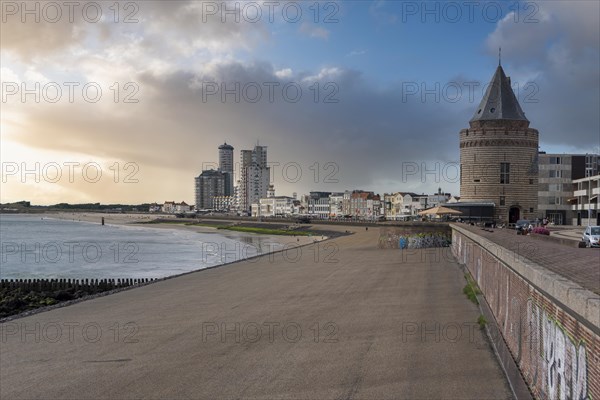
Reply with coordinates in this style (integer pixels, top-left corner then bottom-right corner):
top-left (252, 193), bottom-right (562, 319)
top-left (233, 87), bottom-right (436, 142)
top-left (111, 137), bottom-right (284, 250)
top-left (457, 224), bottom-right (600, 295)
top-left (1, 226), bottom-right (512, 399)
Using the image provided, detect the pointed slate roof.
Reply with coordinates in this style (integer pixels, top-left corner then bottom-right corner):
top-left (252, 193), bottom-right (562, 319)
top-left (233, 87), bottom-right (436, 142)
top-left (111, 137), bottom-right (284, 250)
top-left (470, 65), bottom-right (528, 122)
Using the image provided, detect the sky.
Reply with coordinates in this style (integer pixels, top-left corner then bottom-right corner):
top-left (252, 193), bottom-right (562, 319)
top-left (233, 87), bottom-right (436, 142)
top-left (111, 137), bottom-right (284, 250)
top-left (1, 0), bottom-right (599, 205)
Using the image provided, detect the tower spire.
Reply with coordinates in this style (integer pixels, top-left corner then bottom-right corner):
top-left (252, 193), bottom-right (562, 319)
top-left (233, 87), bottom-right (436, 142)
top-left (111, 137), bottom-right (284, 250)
top-left (470, 64), bottom-right (528, 123)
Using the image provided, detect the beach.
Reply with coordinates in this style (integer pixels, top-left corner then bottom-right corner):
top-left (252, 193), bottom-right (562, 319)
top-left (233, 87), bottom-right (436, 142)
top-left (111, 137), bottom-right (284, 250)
top-left (41, 212), bottom-right (323, 248)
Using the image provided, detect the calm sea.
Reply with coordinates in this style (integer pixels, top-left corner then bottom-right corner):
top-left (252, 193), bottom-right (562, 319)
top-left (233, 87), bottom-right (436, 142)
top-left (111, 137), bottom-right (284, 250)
top-left (0, 214), bottom-right (285, 279)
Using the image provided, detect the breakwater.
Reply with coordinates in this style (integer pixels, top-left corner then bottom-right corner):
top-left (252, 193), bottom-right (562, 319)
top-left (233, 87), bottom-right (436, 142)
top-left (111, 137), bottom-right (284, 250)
top-left (0, 278), bottom-right (154, 319)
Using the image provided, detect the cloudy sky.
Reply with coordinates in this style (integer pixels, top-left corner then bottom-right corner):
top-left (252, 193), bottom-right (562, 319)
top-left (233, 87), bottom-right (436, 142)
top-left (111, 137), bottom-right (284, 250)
top-left (1, 0), bottom-right (599, 205)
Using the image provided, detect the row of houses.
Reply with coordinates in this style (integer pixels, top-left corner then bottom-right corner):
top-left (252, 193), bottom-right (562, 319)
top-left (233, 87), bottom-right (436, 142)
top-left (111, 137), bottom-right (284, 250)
top-left (248, 188), bottom-right (456, 220)
top-left (384, 189), bottom-right (455, 221)
top-left (149, 201), bottom-right (192, 214)
top-left (250, 189), bottom-right (384, 219)
top-left (151, 187), bottom-right (458, 221)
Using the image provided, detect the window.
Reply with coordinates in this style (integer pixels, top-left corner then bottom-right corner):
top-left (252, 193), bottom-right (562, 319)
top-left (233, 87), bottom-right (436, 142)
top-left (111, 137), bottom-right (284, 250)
top-left (549, 170), bottom-right (562, 178)
top-left (549, 157), bottom-right (562, 165)
top-left (529, 179), bottom-right (534, 185)
top-left (530, 208), bottom-right (534, 213)
top-left (500, 196), bottom-right (505, 206)
top-left (549, 184), bottom-right (562, 192)
top-left (500, 163), bottom-right (510, 184)
top-left (549, 197), bottom-right (562, 205)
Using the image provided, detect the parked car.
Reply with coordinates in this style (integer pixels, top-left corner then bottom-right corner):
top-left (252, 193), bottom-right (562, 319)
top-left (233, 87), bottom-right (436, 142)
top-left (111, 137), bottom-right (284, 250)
top-left (515, 220), bottom-right (531, 235)
top-left (582, 226), bottom-right (600, 247)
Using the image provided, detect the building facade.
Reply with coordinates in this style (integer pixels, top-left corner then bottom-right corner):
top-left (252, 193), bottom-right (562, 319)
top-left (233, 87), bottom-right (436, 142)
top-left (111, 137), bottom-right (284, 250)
top-left (239, 145), bottom-right (270, 214)
top-left (251, 196), bottom-right (296, 217)
top-left (459, 65), bottom-right (539, 223)
top-left (384, 192), bottom-right (419, 220)
top-left (162, 201), bottom-right (192, 214)
top-left (348, 190), bottom-right (381, 220)
top-left (538, 153), bottom-right (598, 225)
top-left (572, 174), bottom-right (600, 226)
top-left (329, 192), bottom-right (345, 217)
top-left (213, 196), bottom-right (234, 212)
top-left (307, 191), bottom-right (332, 219)
top-left (218, 142), bottom-right (234, 196)
top-left (195, 170), bottom-right (226, 210)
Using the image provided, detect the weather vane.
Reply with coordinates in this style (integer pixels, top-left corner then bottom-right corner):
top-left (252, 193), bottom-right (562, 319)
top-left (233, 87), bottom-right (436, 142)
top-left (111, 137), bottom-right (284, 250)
top-left (499, 47), bottom-right (502, 66)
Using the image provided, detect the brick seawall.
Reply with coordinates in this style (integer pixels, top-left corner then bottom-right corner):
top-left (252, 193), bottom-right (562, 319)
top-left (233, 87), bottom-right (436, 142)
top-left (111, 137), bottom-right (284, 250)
top-left (451, 223), bottom-right (600, 399)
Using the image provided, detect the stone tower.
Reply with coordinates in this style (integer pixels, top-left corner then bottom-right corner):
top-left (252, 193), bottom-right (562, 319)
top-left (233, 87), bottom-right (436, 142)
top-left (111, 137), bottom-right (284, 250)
top-left (459, 65), bottom-right (539, 224)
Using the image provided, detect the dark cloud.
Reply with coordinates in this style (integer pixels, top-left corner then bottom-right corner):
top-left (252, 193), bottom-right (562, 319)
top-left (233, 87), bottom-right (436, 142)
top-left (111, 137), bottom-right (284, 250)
top-left (2, 1), bottom-right (598, 204)
top-left (8, 61), bottom-right (467, 202)
top-left (486, 1), bottom-right (600, 151)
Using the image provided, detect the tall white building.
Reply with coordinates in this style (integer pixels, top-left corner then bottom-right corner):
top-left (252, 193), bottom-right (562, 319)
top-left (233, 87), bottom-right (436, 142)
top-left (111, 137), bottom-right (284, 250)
top-left (239, 145), bottom-right (270, 214)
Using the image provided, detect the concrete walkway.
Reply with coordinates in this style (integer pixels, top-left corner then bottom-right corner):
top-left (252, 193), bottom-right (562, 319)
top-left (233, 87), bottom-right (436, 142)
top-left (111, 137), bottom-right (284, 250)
top-left (550, 228), bottom-right (585, 242)
top-left (1, 227), bottom-right (512, 399)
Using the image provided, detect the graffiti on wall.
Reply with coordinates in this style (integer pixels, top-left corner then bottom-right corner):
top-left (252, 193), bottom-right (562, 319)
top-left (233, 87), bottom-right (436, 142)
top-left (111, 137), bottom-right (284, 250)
top-left (527, 300), bottom-right (589, 400)
top-left (452, 231), bottom-right (592, 400)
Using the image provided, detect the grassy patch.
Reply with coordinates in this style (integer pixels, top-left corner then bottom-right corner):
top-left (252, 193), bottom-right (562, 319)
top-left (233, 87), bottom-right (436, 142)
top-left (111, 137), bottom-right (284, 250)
top-left (462, 273), bottom-right (481, 304)
top-left (218, 226), bottom-right (314, 236)
top-left (140, 219), bottom-right (188, 224)
top-left (477, 314), bottom-right (487, 329)
top-left (184, 222), bottom-right (222, 228)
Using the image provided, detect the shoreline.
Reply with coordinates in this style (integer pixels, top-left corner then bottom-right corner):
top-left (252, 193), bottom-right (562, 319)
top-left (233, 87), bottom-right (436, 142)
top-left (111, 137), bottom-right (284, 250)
top-left (39, 211), bottom-right (325, 246)
top-left (1, 212), bottom-right (332, 322)
top-left (0, 232), bottom-right (330, 323)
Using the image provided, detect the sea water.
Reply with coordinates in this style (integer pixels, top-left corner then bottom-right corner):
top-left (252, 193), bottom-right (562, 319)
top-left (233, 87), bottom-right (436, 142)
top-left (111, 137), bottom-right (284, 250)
top-left (0, 214), bottom-right (286, 279)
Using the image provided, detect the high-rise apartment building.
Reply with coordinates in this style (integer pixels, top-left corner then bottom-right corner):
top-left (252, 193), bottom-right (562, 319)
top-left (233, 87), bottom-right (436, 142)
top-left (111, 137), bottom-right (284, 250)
top-left (239, 145), bottom-right (270, 213)
top-left (195, 169), bottom-right (226, 210)
top-left (218, 142), bottom-right (234, 196)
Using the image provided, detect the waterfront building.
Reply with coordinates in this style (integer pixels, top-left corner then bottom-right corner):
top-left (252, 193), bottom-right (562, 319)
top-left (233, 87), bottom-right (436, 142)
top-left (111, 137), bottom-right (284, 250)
top-left (162, 201), bottom-right (192, 214)
top-left (239, 145), bottom-right (270, 213)
top-left (308, 192), bottom-right (332, 219)
top-left (538, 153), bottom-right (599, 225)
top-left (218, 142), bottom-right (234, 196)
top-left (459, 64), bottom-right (540, 223)
top-left (195, 170), bottom-right (226, 210)
top-left (329, 192), bottom-right (345, 217)
top-left (571, 174), bottom-right (600, 226)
